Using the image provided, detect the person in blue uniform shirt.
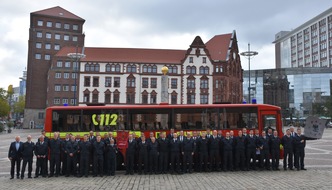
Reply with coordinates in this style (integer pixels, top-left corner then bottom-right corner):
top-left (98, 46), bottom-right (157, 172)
top-left (34, 135), bottom-right (48, 178)
top-left (49, 132), bottom-right (61, 177)
top-left (282, 129), bottom-right (294, 170)
top-left (270, 131), bottom-right (281, 170)
top-left (78, 134), bottom-right (91, 177)
top-left (8, 136), bottom-right (23, 179)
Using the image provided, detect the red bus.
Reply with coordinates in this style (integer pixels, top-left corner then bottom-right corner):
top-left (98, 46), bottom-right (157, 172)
top-left (44, 103), bottom-right (283, 167)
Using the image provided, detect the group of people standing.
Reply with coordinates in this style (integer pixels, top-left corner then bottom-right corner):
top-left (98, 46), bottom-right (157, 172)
top-left (8, 127), bottom-right (306, 179)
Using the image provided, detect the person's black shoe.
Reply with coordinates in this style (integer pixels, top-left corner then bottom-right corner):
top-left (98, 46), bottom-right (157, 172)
top-left (10, 176), bottom-right (14, 180)
top-left (48, 175), bottom-right (53, 178)
top-left (301, 168), bottom-right (307, 170)
top-left (130, 172), bottom-right (134, 175)
top-left (55, 175), bottom-right (58, 177)
top-left (34, 176), bottom-right (38, 178)
top-left (85, 175), bottom-right (88, 177)
top-left (17, 176), bottom-right (19, 179)
top-left (28, 176), bottom-right (32, 179)
top-left (21, 176), bottom-right (24, 179)
top-left (93, 175), bottom-right (97, 177)
top-left (125, 173), bottom-right (129, 175)
top-left (65, 175), bottom-right (69, 177)
top-left (289, 168), bottom-right (294, 170)
top-left (276, 168), bottom-right (280, 171)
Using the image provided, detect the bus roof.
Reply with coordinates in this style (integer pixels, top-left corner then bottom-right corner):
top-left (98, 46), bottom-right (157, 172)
top-left (46, 104), bottom-right (281, 111)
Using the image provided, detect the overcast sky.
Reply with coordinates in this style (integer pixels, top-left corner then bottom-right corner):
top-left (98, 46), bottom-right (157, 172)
top-left (0, 0), bottom-right (331, 89)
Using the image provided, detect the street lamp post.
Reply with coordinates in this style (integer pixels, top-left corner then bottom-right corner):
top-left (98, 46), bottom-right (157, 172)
top-left (240, 43), bottom-right (258, 104)
top-left (67, 47), bottom-right (85, 106)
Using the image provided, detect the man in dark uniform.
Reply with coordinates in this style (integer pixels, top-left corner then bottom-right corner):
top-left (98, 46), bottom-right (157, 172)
top-left (182, 132), bottom-right (195, 173)
top-left (258, 131), bottom-right (270, 170)
top-left (197, 132), bottom-right (209, 172)
top-left (78, 134), bottom-right (91, 177)
top-left (158, 132), bottom-right (169, 174)
top-left (138, 136), bottom-right (149, 174)
top-left (170, 133), bottom-right (181, 174)
top-left (125, 134), bottom-right (136, 175)
top-left (282, 129), bottom-right (294, 170)
top-left (8, 136), bottom-right (23, 179)
top-left (222, 132), bottom-right (234, 171)
top-left (108, 139), bottom-right (118, 176)
top-left (40, 130), bottom-right (50, 175)
top-left (208, 130), bottom-right (220, 171)
top-left (21, 135), bottom-right (35, 179)
top-left (192, 131), bottom-right (200, 172)
top-left (270, 131), bottom-right (281, 170)
top-left (167, 128), bottom-right (175, 140)
top-left (61, 133), bottom-right (70, 176)
top-left (34, 135), bottom-right (48, 178)
top-left (294, 128), bottom-right (306, 171)
top-left (178, 131), bottom-right (185, 173)
top-left (234, 130), bottom-right (245, 171)
top-left (49, 132), bottom-right (62, 177)
top-left (148, 137), bottom-right (159, 174)
top-left (92, 135), bottom-right (104, 177)
top-left (65, 136), bottom-right (78, 177)
top-left (245, 130), bottom-right (257, 171)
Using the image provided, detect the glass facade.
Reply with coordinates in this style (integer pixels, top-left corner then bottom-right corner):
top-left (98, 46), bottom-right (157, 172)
top-left (243, 67), bottom-right (332, 120)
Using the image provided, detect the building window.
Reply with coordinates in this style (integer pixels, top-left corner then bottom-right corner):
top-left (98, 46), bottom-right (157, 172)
top-left (57, 61), bottom-right (63, 67)
top-left (35, 54), bottom-right (41, 59)
top-left (45, 54), bottom-right (51, 60)
top-left (199, 66), bottom-right (209, 75)
top-left (55, 22), bottom-right (61, 28)
top-left (85, 63), bottom-right (100, 72)
top-left (142, 94), bottom-right (148, 104)
top-left (200, 79), bottom-right (208, 89)
top-left (92, 93), bottom-right (98, 103)
top-left (55, 34), bottom-right (61, 40)
top-left (171, 78), bottom-right (177, 89)
top-left (189, 57), bottom-right (193, 63)
top-left (126, 93), bottom-right (135, 104)
top-left (73, 24), bottom-right (78, 30)
top-left (65, 61), bottom-right (71, 68)
top-left (55, 85), bottom-right (61, 92)
top-left (70, 98), bottom-right (76, 105)
top-left (84, 77), bottom-right (91, 87)
top-left (106, 64), bottom-right (121, 72)
top-left (54, 44), bottom-right (60, 50)
top-left (105, 77), bottom-right (112, 87)
top-left (83, 93), bottom-right (90, 103)
top-left (36, 42), bottom-right (42, 49)
top-left (72, 36), bottom-right (78, 42)
top-left (63, 72), bottom-right (69, 79)
top-left (55, 72), bottom-right (61, 79)
top-left (64, 35), bottom-right (69, 41)
top-left (105, 93), bottom-right (111, 104)
top-left (142, 78), bottom-right (148, 88)
top-left (63, 85), bottom-right (69, 91)
top-left (38, 112), bottom-right (44, 119)
top-left (186, 66), bottom-right (196, 74)
top-left (46, 33), bottom-right (52, 39)
top-left (37, 20), bottom-right (43, 26)
top-left (46, 21), bottom-right (52, 27)
top-left (127, 78), bottom-right (136, 87)
top-left (114, 77), bottom-right (120, 87)
top-left (187, 79), bottom-right (195, 89)
top-left (142, 65), bottom-right (157, 73)
top-left (62, 98), bottom-right (68, 105)
top-left (36, 32), bottom-right (42, 38)
top-left (93, 77), bottom-right (99, 87)
top-left (150, 93), bottom-right (157, 104)
top-left (45, 43), bottom-right (51, 49)
top-left (113, 92), bottom-right (120, 103)
top-left (73, 62), bottom-right (79, 71)
top-left (64, 23), bottom-right (70, 29)
top-left (200, 94), bottom-right (208, 104)
top-left (71, 85), bottom-right (77, 92)
top-left (151, 78), bottom-right (157, 88)
top-left (171, 94), bottom-right (177, 104)
top-left (127, 65), bottom-right (137, 73)
top-left (187, 94), bottom-right (195, 104)
top-left (54, 98), bottom-right (60, 105)
top-left (72, 73), bottom-right (77, 79)
top-left (168, 66), bottom-right (178, 74)
top-left (203, 57), bottom-right (207, 63)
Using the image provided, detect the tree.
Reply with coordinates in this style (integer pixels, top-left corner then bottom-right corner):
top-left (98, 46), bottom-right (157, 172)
top-left (13, 96), bottom-right (25, 117)
top-left (0, 98), bottom-right (10, 118)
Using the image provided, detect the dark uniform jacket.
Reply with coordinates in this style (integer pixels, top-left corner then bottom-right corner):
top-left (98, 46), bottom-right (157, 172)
top-left (222, 138), bottom-right (233, 151)
top-left (197, 138), bottom-right (209, 153)
top-left (79, 141), bottom-right (91, 156)
top-left (182, 138), bottom-right (195, 153)
top-left (35, 141), bottom-right (48, 157)
top-left (8, 141), bottom-right (23, 159)
top-left (93, 141), bottom-right (105, 156)
top-left (158, 138), bottom-right (169, 153)
top-left (281, 135), bottom-right (293, 150)
top-left (245, 135), bottom-right (257, 150)
top-left (234, 136), bottom-right (246, 151)
top-left (49, 138), bottom-right (62, 155)
top-left (258, 136), bottom-right (270, 152)
top-left (22, 141), bottom-right (35, 158)
top-left (208, 136), bottom-right (220, 151)
top-left (65, 141), bottom-right (78, 155)
top-left (270, 136), bottom-right (281, 150)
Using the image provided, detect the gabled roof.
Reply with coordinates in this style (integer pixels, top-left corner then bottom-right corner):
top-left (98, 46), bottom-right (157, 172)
top-left (205, 33), bottom-right (232, 61)
top-left (31, 6), bottom-right (84, 21)
top-left (56, 47), bottom-right (186, 64)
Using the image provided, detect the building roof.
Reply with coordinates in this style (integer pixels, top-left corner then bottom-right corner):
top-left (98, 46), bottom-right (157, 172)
top-left (31, 6), bottom-right (84, 21)
top-left (205, 33), bottom-right (232, 61)
top-left (55, 33), bottom-right (234, 63)
top-left (56, 47), bottom-right (186, 64)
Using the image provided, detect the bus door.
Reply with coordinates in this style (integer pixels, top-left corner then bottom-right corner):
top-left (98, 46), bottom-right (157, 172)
top-left (259, 110), bottom-right (282, 135)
